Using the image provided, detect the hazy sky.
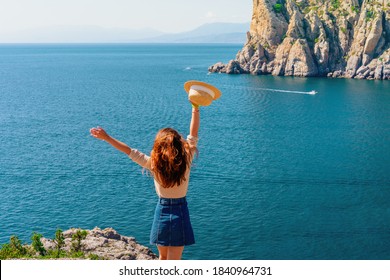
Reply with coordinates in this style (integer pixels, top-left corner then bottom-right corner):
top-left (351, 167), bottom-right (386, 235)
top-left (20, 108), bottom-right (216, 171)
top-left (0, 0), bottom-right (252, 34)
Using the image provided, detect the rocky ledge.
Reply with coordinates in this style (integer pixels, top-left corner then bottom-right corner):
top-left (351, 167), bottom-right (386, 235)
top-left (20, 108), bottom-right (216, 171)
top-left (209, 0), bottom-right (390, 80)
top-left (41, 227), bottom-right (157, 260)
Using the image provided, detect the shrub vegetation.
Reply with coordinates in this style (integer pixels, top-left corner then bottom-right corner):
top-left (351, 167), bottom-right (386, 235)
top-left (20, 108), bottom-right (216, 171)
top-left (0, 229), bottom-right (101, 259)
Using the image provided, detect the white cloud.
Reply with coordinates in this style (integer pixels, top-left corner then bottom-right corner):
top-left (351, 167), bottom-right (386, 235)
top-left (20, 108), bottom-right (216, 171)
top-left (205, 11), bottom-right (217, 18)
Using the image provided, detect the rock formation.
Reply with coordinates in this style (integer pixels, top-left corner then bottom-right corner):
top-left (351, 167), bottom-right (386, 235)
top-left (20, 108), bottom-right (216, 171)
top-left (209, 0), bottom-right (390, 80)
top-left (41, 227), bottom-right (157, 260)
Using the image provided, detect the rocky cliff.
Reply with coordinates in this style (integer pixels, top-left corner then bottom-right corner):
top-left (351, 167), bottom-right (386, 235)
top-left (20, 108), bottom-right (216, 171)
top-left (41, 227), bottom-right (157, 260)
top-left (209, 0), bottom-right (390, 80)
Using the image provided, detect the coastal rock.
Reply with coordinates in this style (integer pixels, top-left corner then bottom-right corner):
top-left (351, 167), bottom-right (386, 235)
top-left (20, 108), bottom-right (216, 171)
top-left (208, 62), bottom-right (226, 73)
top-left (249, 0), bottom-right (288, 50)
top-left (332, 70), bottom-right (343, 78)
top-left (41, 227), bottom-right (157, 260)
top-left (272, 37), bottom-right (294, 76)
top-left (374, 64), bottom-right (384, 79)
top-left (285, 39), bottom-right (318, 76)
top-left (384, 64), bottom-right (390, 79)
top-left (226, 60), bottom-right (246, 74)
top-left (209, 0), bottom-right (390, 80)
top-left (236, 45), bottom-right (255, 65)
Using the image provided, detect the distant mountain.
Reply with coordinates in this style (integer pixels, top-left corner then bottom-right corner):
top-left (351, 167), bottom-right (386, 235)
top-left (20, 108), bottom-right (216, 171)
top-left (159, 32), bottom-right (247, 44)
top-left (0, 22), bottom-right (249, 44)
top-left (143, 22), bottom-right (250, 43)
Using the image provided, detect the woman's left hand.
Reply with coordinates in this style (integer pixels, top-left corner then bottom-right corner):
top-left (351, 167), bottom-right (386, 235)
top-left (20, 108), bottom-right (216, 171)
top-left (90, 126), bottom-right (109, 141)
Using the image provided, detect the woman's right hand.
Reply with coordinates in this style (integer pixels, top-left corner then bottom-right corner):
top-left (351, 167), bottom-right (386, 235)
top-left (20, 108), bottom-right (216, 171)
top-left (90, 126), bottom-right (110, 141)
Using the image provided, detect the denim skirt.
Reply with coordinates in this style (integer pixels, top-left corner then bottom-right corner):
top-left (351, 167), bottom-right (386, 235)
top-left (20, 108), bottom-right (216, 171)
top-left (150, 197), bottom-right (195, 246)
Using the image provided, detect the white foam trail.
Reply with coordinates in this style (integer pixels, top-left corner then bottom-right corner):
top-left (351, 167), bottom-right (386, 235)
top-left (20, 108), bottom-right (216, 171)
top-left (183, 67), bottom-right (208, 74)
top-left (221, 85), bottom-right (317, 95)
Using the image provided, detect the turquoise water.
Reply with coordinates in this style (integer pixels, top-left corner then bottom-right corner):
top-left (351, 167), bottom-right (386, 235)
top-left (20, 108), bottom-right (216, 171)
top-left (0, 44), bottom-right (389, 260)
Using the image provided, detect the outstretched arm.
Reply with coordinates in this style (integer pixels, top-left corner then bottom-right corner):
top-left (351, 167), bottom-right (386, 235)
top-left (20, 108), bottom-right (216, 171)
top-left (90, 127), bottom-right (131, 155)
top-left (189, 104), bottom-right (200, 138)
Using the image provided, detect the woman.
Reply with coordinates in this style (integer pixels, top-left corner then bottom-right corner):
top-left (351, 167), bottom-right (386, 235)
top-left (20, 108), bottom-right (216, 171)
top-left (90, 102), bottom-right (200, 260)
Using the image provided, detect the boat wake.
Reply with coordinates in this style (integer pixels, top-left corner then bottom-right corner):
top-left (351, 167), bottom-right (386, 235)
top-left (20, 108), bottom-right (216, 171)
top-left (221, 85), bottom-right (317, 95)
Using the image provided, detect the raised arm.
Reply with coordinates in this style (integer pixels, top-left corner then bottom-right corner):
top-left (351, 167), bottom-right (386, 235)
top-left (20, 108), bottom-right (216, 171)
top-left (90, 127), bottom-right (131, 155)
top-left (189, 105), bottom-right (200, 138)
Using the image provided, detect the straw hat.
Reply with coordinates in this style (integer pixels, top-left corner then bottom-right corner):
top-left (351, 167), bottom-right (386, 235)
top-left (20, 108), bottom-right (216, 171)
top-left (184, 80), bottom-right (222, 106)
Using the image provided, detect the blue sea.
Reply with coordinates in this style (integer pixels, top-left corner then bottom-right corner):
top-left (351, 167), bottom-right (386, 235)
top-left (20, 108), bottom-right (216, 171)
top-left (0, 44), bottom-right (389, 260)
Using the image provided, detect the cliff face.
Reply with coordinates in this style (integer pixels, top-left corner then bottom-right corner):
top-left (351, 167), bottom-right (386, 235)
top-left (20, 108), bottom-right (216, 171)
top-left (209, 0), bottom-right (390, 80)
top-left (41, 227), bottom-right (157, 260)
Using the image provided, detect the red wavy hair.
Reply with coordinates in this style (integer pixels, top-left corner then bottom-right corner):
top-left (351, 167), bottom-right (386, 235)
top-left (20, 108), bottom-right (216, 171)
top-left (150, 128), bottom-right (192, 188)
